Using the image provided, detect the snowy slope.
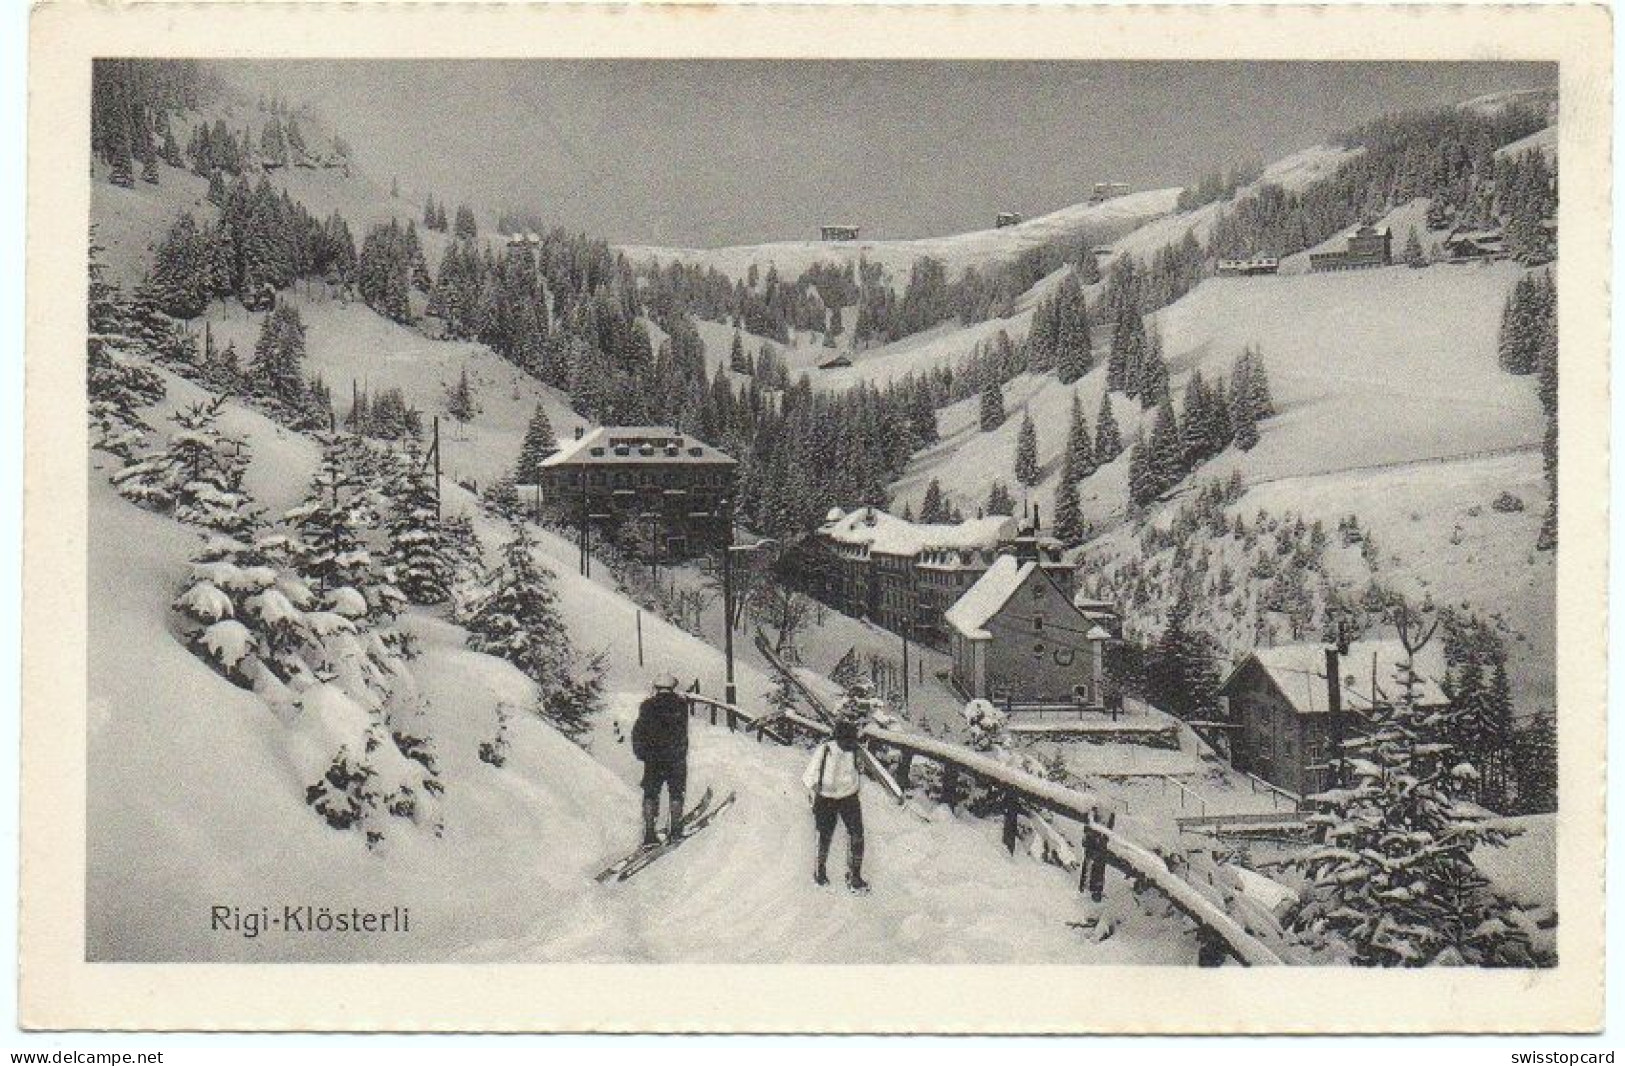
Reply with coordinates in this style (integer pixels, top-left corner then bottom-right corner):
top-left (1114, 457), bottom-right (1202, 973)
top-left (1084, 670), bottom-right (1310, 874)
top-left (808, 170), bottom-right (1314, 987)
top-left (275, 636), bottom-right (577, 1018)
top-left (87, 374), bottom-right (1193, 962)
top-left (199, 294), bottom-right (586, 492)
top-left (622, 187), bottom-right (1181, 289)
top-left (895, 261), bottom-right (1537, 518)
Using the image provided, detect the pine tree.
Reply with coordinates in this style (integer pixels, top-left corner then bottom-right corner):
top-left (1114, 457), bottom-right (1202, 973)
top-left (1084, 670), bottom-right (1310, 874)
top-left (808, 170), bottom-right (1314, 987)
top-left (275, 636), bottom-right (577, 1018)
top-left (1149, 591), bottom-right (1222, 721)
top-left (986, 481), bottom-right (1016, 516)
top-left (1108, 302), bottom-right (1146, 397)
top-left (159, 117), bottom-right (182, 169)
top-left (112, 396), bottom-right (256, 535)
top-left (108, 100), bottom-right (135, 188)
top-left (384, 444), bottom-right (450, 606)
top-left (729, 329), bottom-right (749, 374)
top-left (1404, 226), bottom-right (1427, 268)
top-left (1127, 433), bottom-right (1153, 508)
top-left (453, 204), bottom-right (478, 241)
top-left (87, 238), bottom-right (165, 456)
top-left (465, 522), bottom-right (602, 744)
top-left (282, 434), bottom-right (382, 603)
top-left (1512, 714), bottom-right (1557, 813)
top-left (1053, 446), bottom-right (1084, 545)
top-left (446, 368), bottom-right (478, 422)
top-left (148, 213), bottom-right (211, 319)
top-left (514, 404), bottom-right (558, 483)
top-left (1054, 273), bottom-right (1093, 384)
top-left (1137, 323), bottom-right (1169, 409)
top-left (1094, 391), bottom-right (1123, 461)
top-left (979, 381), bottom-right (1006, 432)
top-left (1014, 410), bottom-right (1040, 488)
top-left (260, 116), bottom-right (288, 168)
top-left (1066, 390), bottom-right (1095, 477)
top-left (250, 303), bottom-right (308, 408)
top-left (1147, 392), bottom-right (1184, 494)
top-left (1292, 641), bottom-right (1526, 966)
top-left (1230, 347), bottom-right (1272, 451)
top-left (919, 478), bottom-right (946, 523)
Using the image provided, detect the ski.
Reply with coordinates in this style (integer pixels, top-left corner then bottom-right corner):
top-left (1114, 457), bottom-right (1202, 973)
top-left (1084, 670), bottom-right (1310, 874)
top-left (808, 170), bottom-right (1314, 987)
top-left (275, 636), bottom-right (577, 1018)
top-left (615, 791), bottom-right (738, 882)
top-left (592, 786), bottom-right (713, 883)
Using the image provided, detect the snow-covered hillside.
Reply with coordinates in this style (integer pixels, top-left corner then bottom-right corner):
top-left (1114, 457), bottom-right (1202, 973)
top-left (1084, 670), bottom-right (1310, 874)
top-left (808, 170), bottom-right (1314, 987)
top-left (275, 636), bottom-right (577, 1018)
top-left (623, 186), bottom-right (1181, 289)
top-left (87, 383), bottom-right (1191, 962)
top-left (202, 293), bottom-right (585, 492)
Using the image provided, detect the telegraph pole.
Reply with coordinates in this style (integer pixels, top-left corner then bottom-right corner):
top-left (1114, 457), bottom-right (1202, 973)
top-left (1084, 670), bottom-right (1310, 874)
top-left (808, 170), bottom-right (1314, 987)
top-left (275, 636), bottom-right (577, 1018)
top-left (722, 497), bottom-right (737, 706)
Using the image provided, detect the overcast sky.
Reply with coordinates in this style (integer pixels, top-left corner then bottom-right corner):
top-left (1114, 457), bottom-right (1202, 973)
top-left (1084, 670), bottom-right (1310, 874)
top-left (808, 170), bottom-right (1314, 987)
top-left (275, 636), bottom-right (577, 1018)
top-left (233, 60), bottom-right (1553, 248)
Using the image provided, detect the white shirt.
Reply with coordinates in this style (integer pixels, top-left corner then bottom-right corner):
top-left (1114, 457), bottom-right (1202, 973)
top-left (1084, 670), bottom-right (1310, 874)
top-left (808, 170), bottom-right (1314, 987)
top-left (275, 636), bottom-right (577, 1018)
top-left (802, 741), bottom-right (860, 799)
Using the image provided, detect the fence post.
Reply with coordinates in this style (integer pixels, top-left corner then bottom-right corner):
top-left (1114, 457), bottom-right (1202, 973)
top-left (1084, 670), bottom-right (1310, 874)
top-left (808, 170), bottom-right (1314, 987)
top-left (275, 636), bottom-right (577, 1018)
top-left (1002, 791), bottom-right (1019, 854)
top-left (1197, 929), bottom-right (1227, 968)
top-left (896, 751), bottom-right (913, 792)
top-left (941, 765), bottom-right (959, 812)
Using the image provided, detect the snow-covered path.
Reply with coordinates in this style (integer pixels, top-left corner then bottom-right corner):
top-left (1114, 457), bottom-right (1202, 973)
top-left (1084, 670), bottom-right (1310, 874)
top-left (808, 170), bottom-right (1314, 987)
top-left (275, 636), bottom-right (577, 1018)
top-left (472, 691), bottom-right (1195, 964)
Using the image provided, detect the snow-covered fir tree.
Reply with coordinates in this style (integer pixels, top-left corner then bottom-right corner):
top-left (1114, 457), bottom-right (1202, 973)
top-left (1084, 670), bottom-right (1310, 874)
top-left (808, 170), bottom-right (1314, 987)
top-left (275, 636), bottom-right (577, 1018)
top-left (87, 238), bottom-right (166, 458)
top-left (1014, 410), bottom-right (1040, 488)
top-left (1291, 620), bottom-right (1529, 966)
top-left (1066, 390), bottom-right (1095, 477)
top-left (985, 480), bottom-right (1016, 517)
top-left (250, 302), bottom-right (309, 411)
top-left (1094, 391), bottom-right (1123, 462)
top-left (112, 396), bottom-right (256, 535)
top-left (464, 521), bottom-right (604, 746)
top-left (281, 433), bottom-right (395, 617)
top-left (979, 381), bottom-right (1006, 431)
top-left (383, 443), bottom-right (451, 606)
top-left (445, 367), bottom-right (478, 422)
top-left (919, 478), bottom-right (946, 523)
top-left (513, 404), bottom-right (558, 483)
top-left (1053, 447), bottom-right (1085, 545)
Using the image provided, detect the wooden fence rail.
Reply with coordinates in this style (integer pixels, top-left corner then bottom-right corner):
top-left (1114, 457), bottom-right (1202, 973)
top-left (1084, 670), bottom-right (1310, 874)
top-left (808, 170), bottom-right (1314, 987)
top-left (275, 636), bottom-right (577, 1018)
top-left (679, 687), bottom-right (1285, 967)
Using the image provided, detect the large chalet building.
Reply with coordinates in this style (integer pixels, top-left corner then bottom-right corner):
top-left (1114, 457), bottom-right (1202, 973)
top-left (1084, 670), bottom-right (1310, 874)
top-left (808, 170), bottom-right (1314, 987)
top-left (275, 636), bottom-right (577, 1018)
top-left (803, 507), bottom-right (1071, 649)
top-left (536, 426), bottom-right (737, 556)
top-left (1220, 639), bottom-right (1449, 796)
top-left (1308, 223), bottom-right (1393, 272)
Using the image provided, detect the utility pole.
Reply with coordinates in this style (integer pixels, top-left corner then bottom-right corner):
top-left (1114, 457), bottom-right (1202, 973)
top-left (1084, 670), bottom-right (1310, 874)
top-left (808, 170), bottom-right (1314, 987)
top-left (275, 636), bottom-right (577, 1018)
top-left (901, 623), bottom-right (911, 709)
top-left (430, 415), bottom-right (442, 523)
top-left (722, 497), bottom-right (736, 707)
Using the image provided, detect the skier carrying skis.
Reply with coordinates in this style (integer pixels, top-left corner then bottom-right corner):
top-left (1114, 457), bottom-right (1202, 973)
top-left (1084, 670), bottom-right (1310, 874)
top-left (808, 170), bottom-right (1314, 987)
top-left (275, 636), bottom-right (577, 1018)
top-left (801, 711), bottom-right (868, 891)
top-left (632, 672), bottom-right (689, 846)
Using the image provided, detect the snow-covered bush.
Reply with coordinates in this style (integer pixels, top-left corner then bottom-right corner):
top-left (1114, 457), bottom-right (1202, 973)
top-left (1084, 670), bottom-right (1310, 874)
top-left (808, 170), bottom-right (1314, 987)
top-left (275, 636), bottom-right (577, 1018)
top-left (112, 396), bottom-right (257, 535)
top-left (961, 698), bottom-right (1009, 752)
top-left (171, 529), bottom-right (440, 847)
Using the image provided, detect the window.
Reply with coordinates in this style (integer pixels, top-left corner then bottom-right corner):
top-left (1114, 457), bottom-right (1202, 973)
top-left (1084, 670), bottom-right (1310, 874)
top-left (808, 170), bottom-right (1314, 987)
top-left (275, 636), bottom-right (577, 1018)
top-left (1033, 615), bottom-right (1045, 632)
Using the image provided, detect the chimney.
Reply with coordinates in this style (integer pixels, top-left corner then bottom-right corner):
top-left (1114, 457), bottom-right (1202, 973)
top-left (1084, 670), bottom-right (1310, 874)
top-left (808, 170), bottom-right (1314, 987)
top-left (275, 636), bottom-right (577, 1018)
top-left (574, 425), bottom-right (584, 440)
top-left (1324, 644), bottom-right (1344, 788)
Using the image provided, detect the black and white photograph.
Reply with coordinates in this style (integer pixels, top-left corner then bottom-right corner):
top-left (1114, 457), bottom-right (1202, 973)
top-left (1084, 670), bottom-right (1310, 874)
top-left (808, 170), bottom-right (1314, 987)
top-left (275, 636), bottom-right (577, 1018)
top-left (79, 51), bottom-right (1567, 968)
top-left (18, 0), bottom-right (1612, 1037)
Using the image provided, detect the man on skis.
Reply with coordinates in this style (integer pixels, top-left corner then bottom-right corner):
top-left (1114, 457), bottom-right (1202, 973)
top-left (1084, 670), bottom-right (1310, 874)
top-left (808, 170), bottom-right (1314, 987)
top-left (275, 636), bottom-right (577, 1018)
top-left (801, 707), bottom-right (869, 891)
top-left (632, 672), bottom-right (689, 846)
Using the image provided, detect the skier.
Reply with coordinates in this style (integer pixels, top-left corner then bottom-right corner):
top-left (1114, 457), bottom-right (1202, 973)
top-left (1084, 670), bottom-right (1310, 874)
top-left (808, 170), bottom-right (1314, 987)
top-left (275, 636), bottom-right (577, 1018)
top-left (801, 711), bottom-right (868, 891)
top-left (632, 672), bottom-right (689, 846)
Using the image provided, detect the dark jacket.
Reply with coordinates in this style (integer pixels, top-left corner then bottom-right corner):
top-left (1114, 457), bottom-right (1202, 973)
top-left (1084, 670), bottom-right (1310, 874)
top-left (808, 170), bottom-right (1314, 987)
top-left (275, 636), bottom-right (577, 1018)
top-left (632, 690), bottom-right (689, 765)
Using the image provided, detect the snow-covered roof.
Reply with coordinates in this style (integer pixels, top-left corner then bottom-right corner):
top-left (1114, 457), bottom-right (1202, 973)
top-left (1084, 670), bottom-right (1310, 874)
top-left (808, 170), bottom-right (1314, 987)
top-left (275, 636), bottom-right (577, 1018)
top-left (538, 426), bottom-right (736, 468)
top-left (945, 556), bottom-right (1031, 640)
top-left (819, 508), bottom-right (1015, 557)
top-left (1227, 639), bottom-right (1449, 716)
top-left (945, 553), bottom-right (1089, 641)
